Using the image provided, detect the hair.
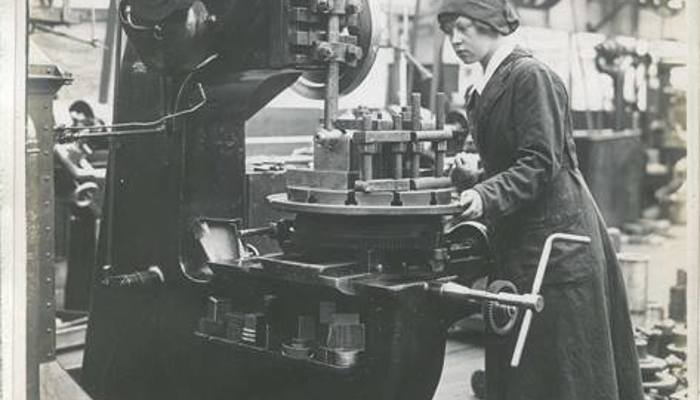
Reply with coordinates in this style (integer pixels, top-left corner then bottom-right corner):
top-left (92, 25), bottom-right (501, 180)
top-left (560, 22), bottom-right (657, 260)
top-left (69, 100), bottom-right (95, 119)
top-left (438, 13), bottom-right (501, 37)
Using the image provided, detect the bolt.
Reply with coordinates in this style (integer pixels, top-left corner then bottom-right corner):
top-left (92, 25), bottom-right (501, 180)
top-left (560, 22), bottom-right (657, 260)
top-left (46, 327), bottom-right (53, 333)
top-left (46, 302), bottom-right (52, 308)
top-left (346, 1), bottom-right (359, 14)
top-left (317, 43), bottom-right (334, 60)
top-left (317, 0), bottom-right (331, 12)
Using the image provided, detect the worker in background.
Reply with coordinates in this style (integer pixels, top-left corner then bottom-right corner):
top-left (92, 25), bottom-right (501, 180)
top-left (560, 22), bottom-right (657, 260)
top-left (68, 99), bottom-right (107, 150)
top-left (439, 1), bottom-right (644, 399)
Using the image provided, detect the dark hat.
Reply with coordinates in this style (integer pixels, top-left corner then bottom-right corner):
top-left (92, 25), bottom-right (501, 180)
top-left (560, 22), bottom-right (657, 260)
top-left (128, 0), bottom-right (197, 21)
top-left (438, 0), bottom-right (520, 35)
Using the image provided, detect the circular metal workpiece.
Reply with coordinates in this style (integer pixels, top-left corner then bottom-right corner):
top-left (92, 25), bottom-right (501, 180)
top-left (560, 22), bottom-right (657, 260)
top-left (267, 193), bottom-right (462, 216)
top-left (292, 0), bottom-right (381, 99)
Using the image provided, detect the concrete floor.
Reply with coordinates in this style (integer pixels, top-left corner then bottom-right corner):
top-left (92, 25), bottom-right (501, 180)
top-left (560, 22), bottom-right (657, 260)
top-left (627, 225), bottom-right (688, 321)
top-left (435, 338), bottom-right (484, 400)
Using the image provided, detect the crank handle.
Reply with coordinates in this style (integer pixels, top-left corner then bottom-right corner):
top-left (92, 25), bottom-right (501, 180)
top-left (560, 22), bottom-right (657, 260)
top-left (510, 233), bottom-right (591, 367)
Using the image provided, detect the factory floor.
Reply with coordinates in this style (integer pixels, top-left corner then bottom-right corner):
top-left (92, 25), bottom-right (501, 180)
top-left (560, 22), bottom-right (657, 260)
top-left (435, 335), bottom-right (484, 400)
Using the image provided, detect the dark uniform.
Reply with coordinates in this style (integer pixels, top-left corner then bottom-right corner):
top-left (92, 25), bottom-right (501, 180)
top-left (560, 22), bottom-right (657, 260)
top-left (438, 1), bottom-right (645, 398)
top-left (466, 44), bottom-right (644, 400)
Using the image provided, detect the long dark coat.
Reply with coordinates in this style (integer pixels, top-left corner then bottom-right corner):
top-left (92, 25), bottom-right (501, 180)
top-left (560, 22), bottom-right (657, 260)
top-left (464, 46), bottom-right (644, 400)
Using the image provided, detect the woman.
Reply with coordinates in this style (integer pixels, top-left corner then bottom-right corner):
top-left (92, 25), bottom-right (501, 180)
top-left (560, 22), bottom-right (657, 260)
top-left (438, 1), bottom-right (644, 399)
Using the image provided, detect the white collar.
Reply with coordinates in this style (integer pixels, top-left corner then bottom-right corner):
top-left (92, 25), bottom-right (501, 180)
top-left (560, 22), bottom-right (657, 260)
top-left (474, 41), bottom-right (516, 95)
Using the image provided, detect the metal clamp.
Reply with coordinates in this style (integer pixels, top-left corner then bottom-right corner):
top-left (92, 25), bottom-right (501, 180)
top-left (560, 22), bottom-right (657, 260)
top-left (510, 233), bottom-right (591, 367)
top-left (119, 4), bottom-right (164, 40)
top-left (71, 181), bottom-right (99, 208)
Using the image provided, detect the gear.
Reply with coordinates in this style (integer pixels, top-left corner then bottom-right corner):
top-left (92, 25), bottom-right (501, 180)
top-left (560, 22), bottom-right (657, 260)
top-left (483, 280), bottom-right (519, 336)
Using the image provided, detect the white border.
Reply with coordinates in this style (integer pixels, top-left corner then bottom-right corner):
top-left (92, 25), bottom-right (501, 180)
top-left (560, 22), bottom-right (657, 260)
top-left (0, 0), bottom-right (27, 399)
top-left (688, 0), bottom-right (699, 397)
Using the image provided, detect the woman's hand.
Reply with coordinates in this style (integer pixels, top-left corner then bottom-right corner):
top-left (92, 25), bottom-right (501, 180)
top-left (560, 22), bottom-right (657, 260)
top-left (450, 152), bottom-right (480, 188)
top-left (459, 189), bottom-right (483, 219)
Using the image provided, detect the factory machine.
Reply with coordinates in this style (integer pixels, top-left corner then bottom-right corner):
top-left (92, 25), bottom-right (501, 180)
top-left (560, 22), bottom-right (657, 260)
top-left (61, 1), bottom-right (588, 399)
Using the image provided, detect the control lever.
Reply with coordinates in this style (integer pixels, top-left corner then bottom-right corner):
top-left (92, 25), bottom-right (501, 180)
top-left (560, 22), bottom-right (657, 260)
top-left (510, 233), bottom-right (591, 367)
top-left (101, 265), bottom-right (164, 289)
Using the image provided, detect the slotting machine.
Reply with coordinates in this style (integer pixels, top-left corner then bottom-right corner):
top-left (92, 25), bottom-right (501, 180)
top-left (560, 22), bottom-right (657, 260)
top-left (62, 1), bottom-right (588, 399)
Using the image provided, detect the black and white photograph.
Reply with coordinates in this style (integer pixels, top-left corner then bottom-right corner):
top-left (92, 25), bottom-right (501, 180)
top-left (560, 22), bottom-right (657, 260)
top-left (0, 0), bottom-right (698, 399)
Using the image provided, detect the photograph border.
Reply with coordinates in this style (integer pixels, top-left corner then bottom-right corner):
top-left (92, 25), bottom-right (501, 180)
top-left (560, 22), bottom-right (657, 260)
top-left (0, 0), bottom-right (698, 399)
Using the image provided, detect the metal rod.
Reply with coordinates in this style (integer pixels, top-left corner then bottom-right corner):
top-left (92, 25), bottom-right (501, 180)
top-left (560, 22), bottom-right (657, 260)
top-left (361, 114), bottom-right (374, 180)
top-left (434, 92), bottom-right (446, 176)
top-left (393, 151), bottom-right (403, 179)
top-left (99, 0), bottom-right (117, 103)
top-left (57, 83), bottom-right (207, 142)
top-left (434, 146), bottom-right (445, 176)
top-left (392, 114), bottom-right (403, 179)
top-left (240, 226), bottom-right (274, 237)
top-left (432, 282), bottom-right (544, 312)
top-left (324, 13), bottom-right (340, 129)
top-left (435, 92), bottom-right (446, 129)
top-left (103, 2), bottom-right (121, 271)
top-left (406, 0), bottom-right (423, 95)
top-left (410, 93), bottom-right (421, 177)
top-left (411, 176), bottom-right (452, 190)
top-left (59, 126), bottom-right (166, 141)
top-left (362, 154), bottom-right (373, 181)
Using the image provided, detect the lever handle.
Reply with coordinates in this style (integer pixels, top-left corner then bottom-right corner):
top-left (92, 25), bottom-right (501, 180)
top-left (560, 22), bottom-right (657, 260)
top-left (510, 233), bottom-right (591, 367)
top-left (101, 265), bottom-right (164, 289)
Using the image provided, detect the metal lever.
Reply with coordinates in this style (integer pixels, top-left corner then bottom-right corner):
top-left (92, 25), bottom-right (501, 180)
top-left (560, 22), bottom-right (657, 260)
top-left (510, 233), bottom-right (591, 367)
top-left (429, 282), bottom-right (544, 313)
top-left (101, 265), bottom-right (165, 289)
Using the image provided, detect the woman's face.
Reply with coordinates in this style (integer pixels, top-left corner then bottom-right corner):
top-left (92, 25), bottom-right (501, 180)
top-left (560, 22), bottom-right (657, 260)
top-left (442, 16), bottom-right (494, 65)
